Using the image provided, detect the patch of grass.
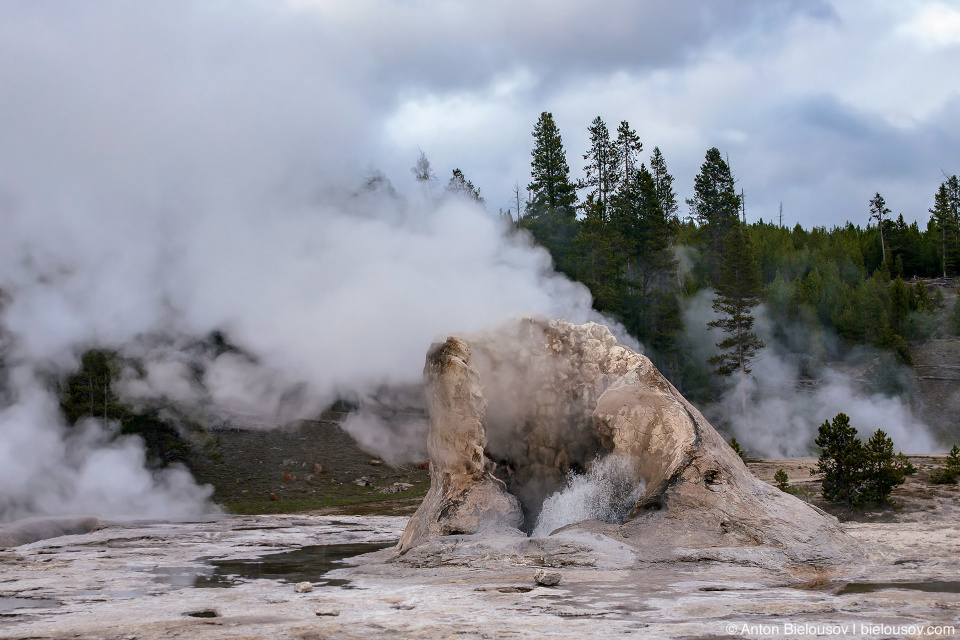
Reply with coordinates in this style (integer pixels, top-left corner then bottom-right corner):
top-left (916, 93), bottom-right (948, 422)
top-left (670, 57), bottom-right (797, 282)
top-left (220, 484), bottom-right (428, 515)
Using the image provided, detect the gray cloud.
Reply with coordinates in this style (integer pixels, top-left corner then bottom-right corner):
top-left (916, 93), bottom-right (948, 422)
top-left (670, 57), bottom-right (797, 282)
top-left (2, 1), bottom-right (950, 227)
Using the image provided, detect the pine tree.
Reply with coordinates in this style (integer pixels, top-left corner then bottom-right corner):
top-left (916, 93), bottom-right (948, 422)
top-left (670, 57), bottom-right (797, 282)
top-left (573, 117), bottom-right (623, 300)
top-left (774, 468), bottom-right (789, 491)
top-left (687, 148), bottom-right (741, 286)
top-left (523, 112), bottom-right (579, 277)
top-left (579, 117), bottom-right (621, 218)
top-left (889, 276), bottom-right (910, 334)
top-left (863, 429), bottom-right (906, 504)
top-left (949, 176), bottom-right (960, 271)
top-left (527, 112), bottom-right (577, 217)
top-left (815, 413), bottom-right (866, 507)
top-left (930, 179), bottom-right (957, 277)
top-left (614, 121), bottom-right (642, 194)
top-left (869, 193), bottom-right (891, 267)
top-left (708, 224), bottom-right (765, 376)
top-left (649, 147), bottom-right (678, 224)
top-left (411, 150), bottom-right (436, 185)
top-left (445, 168), bottom-right (484, 204)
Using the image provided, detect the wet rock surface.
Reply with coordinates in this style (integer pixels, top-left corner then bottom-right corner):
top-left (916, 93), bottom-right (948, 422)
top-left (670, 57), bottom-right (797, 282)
top-left (0, 514), bottom-right (957, 639)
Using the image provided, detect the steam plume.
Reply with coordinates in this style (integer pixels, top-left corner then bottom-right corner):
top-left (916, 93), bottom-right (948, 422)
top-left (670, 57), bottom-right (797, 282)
top-left (0, 4), bottom-right (604, 521)
top-left (682, 290), bottom-right (937, 457)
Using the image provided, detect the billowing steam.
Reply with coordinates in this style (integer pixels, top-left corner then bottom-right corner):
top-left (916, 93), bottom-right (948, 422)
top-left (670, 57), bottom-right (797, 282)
top-left (0, 183), bottom-right (604, 521)
top-left (683, 290), bottom-right (937, 457)
top-left (0, 4), bottom-right (606, 522)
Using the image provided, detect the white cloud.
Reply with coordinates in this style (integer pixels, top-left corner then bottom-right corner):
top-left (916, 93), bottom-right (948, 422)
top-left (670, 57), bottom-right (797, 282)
top-left (900, 2), bottom-right (960, 47)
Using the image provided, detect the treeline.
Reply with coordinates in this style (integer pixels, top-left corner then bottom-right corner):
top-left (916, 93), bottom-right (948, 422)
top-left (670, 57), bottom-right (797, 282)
top-left (511, 111), bottom-right (960, 398)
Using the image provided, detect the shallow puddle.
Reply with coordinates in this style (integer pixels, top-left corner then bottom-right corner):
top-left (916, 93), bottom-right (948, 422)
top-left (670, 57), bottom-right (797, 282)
top-left (836, 581), bottom-right (960, 595)
top-left (0, 597), bottom-right (59, 612)
top-left (153, 541), bottom-right (394, 589)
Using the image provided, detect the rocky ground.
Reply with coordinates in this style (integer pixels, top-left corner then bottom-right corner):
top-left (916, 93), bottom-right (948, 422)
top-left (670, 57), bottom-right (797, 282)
top-left (2, 456), bottom-right (959, 639)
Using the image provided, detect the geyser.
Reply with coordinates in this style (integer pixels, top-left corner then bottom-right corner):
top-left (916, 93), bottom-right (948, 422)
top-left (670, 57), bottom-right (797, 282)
top-left (398, 318), bottom-right (859, 566)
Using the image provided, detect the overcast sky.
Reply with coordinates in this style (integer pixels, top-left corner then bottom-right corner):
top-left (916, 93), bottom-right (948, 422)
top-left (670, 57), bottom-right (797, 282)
top-left (1, 0), bottom-right (958, 228)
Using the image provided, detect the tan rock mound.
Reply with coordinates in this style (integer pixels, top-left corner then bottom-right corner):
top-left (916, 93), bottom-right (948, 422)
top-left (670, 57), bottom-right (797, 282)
top-left (398, 318), bottom-right (859, 566)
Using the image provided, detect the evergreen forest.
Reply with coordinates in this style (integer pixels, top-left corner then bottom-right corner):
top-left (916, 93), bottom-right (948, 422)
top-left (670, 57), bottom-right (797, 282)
top-left (508, 112), bottom-right (960, 403)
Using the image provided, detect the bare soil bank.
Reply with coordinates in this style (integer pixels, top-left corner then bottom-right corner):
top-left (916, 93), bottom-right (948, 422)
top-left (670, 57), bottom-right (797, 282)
top-left (186, 412), bottom-right (958, 524)
top-left (187, 415), bottom-right (429, 516)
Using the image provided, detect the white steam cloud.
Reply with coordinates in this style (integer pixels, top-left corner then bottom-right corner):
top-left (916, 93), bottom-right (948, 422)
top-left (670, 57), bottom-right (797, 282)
top-left (0, 5), bottom-right (600, 522)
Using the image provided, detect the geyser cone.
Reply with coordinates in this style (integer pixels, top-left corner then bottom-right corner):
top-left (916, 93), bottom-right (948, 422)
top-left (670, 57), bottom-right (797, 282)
top-left (399, 318), bottom-right (860, 567)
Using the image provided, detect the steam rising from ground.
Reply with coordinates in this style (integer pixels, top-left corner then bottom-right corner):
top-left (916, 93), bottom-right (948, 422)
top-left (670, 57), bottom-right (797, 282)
top-left (532, 456), bottom-right (645, 538)
top-left (683, 290), bottom-right (937, 457)
top-left (0, 185), bottom-right (603, 521)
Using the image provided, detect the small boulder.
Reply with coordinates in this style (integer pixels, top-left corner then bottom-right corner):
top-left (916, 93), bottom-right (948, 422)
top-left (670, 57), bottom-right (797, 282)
top-left (534, 569), bottom-right (562, 587)
top-left (315, 608), bottom-right (340, 616)
top-left (294, 582), bottom-right (313, 593)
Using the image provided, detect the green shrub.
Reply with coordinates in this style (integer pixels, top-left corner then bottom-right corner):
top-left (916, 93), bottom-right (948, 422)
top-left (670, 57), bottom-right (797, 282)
top-left (773, 468), bottom-right (789, 491)
top-left (729, 437), bottom-right (746, 460)
top-left (815, 414), bottom-right (908, 506)
top-left (863, 429), bottom-right (907, 504)
top-left (930, 444), bottom-right (960, 485)
top-left (816, 413), bottom-right (866, 505)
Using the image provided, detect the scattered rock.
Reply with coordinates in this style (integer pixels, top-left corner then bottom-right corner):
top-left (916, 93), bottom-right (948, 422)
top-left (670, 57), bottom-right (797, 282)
top-left (281, 472), bottom-right (297, 482)
top-left (534, 569), bottom-right (562, 586)
top-left (314, 608), bottom-right (340, 617)
top-left (353, 477), bottom-right (375, 487)
top-left (281, 459), bottom-right (298, 467)
top-left (294, 582), bottom-right (313, 593)
top-left (268, 492), bottom-right (279, 501)
top-left (313, 463), bottom-right (325, 474)
top-left (369, 459), bottom-right (383, 466)
top-left (379, 482), bottom-right (414, 494)
top-left (185, 609), bottom-right (219, 618)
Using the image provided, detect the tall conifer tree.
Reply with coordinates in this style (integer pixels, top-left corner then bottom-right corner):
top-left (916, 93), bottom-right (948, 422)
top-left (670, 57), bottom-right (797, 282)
top-left (930, 182), bottom-right (953, 278)
top-left (614, 121), bottom-right (642, 194)
top-left (687, 148), bottom-right (741, 286)
top-left (649, 147), bottom-right (678, 224)
top-left (523, 112), bottom-right (579, 277)
top-left (579, 117), bottom-right (621, 217)
top-left (445, 168), bottom-right (484, 203)
top-left (708, 224), bottom-right (765, 376)
top-left (869, 192), bottom-right (891, 268)
top-left (527, 112), bottom-right (577, 217)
